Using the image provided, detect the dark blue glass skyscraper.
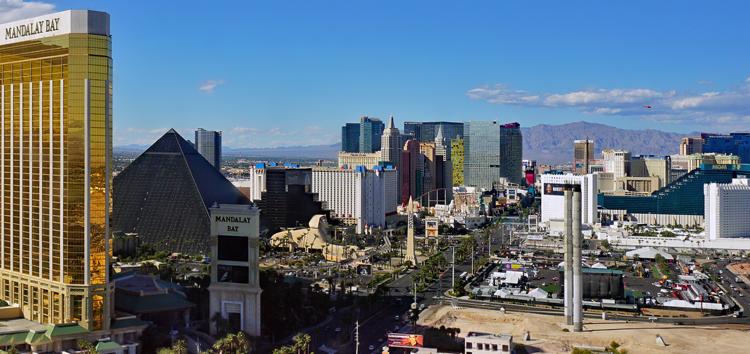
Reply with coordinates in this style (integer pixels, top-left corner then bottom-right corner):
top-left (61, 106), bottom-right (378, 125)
top-left (195, 128), bottom-right (222, 169)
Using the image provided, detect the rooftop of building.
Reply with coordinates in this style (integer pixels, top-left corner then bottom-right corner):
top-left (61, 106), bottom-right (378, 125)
top-left (113, 273), bottom-right (194, 314)
top-left (466, 331), bottom-right (513, 341)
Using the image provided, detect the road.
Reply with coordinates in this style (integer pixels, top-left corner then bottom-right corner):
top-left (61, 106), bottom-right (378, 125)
top-left (311, 222), bottom-right (523, 353)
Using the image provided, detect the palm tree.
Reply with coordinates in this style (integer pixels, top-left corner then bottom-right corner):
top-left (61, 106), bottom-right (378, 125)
top-left (212, 332), bottom-right (251, 354)
top-left (292, 333), bottom-right (312, 354)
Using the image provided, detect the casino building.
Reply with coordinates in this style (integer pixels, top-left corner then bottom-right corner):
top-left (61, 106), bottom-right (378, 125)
top-left (0, 10), bottom-right (145, 352)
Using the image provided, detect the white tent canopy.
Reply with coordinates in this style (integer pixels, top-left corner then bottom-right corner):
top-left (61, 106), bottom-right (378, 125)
top-left (625, 247), bottom-right (674, 260)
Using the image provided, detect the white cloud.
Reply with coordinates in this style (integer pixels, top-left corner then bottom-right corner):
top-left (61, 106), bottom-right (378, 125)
top-left (198, 80), bottom-right (224, 93)
top-left (0, 0), bottom-right (54, 23)
top-left (467, 77), bottom-right (750, 127)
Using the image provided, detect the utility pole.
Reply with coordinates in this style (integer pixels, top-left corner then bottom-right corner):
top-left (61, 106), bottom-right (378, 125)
top-left (355, 320), bottom-right (360, 354)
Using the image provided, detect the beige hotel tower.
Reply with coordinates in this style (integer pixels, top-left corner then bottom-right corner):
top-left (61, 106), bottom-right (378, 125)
top-left (0, 10), bottom-right (112, 331)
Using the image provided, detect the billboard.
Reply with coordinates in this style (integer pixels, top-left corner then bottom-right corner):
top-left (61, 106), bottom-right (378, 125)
top-left (387, 333), bottom-right (424, 348)
top-left (425, 218), bottom-right (439, 237)
top-left (543, 183), bottom-right (565, 196)
top-left (357, 264), bottom-right (372, 276)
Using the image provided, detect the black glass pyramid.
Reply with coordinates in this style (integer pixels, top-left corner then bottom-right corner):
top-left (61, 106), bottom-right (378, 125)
top-left (113, 129), bottom-right (250, 255)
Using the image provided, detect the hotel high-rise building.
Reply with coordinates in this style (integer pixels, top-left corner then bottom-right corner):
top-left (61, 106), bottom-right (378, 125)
top-left (451, 137), bottom-right (464, 186)
top-left (359, 116), bottom-right (384, 153)
top-left (0, 10), bottom-right (112, 331)
top-left (573, 139), bottom-right (594, 175)
top-left (464, 121), bottom-right (501, 190)
top-left (499, 122), bottom-right (523, 185)
top-left (195, 128), bottom-right (222, 169)
top-left (341, 122), bottom-right (360, 153)
top-left (380, 115), bottom-right (401, 169)
top-left (679, 137), bottom-right (703, 156)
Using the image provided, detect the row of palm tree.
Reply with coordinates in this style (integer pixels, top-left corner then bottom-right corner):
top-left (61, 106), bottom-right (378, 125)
top-left (272, 332), bottom-right (312, 354)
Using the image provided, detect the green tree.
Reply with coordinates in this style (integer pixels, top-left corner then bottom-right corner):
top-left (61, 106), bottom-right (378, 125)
top-left (156, 339), bottom-right (187, 354)
top-left (272, 346), bottom-right (296, 354)
top-left (77, 339), bottom-right (98, 354)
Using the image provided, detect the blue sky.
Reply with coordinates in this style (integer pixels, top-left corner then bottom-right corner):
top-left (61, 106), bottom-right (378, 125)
top-left (3, 0), bottom-right (749, 147)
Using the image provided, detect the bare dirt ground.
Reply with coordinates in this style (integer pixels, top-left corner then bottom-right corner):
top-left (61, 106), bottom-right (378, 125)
top-left (727, 262), bottom-right (750, 284)
top-left (418, 305), bottom-right (750, 354)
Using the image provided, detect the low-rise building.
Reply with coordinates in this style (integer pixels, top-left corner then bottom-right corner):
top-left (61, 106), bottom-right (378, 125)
top-left (337, 151), bottom-right (383, 169)
top-left (465, 332), bottom-right (513, 354)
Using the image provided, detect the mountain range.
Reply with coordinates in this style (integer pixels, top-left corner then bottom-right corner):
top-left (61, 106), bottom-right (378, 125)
top-left (521, 121), bottom-right (692, 164)
top-left (114, 121), bottom-right (693, 164)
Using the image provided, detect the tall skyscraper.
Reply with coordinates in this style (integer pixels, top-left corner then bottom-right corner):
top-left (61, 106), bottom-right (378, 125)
top-left (573, 139), bottom-right (594, 175)
top-left (380, 115), bottom-right (401, 168)
top-left (195, 128), bottom-right (222, 168)
top-left (701, 132), bottom-right (750, 163)
top-left (341, 122), bottom-right (360, 153)
top-left (403, 121), bottom-right (463, 143)
top-left (0, 10), bottom-right (112, 330)
top-left (359, 116), bottom-right (384, 153)
top-left (381, 116), bottom-right (402, 199)
top-left (451, 137), bottom-right (464, 186)
top-left (463, 121), bottom-right (522, 188)
top-left (499, 122), bottom-right (523, 184)
top-left (679, 137), bottom-right (703, 155)
top-left (464, 121), bottom-right (501, 189)
top-left (602, 149), bottom-right (631, 179)
top-left (401, 139), bottom-right (420, 203)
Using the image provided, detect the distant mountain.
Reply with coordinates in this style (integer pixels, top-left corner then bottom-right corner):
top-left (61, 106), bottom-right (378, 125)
top-left (223, 143), bottom-right (339, 159)
top-left (114, 142), bottom-right (340, 160)
top-left (521, 121), bottom-right (692, 164)
top-left (115, 121), bottom-right (692, 164)
top-left (114, 144), bottom-right (149, 154)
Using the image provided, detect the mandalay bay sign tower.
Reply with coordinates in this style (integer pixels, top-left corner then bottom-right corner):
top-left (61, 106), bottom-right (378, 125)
top-left (0, 10), bottom-right (112, 330)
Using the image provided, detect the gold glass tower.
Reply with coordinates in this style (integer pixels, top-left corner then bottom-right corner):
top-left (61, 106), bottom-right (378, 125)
top-left (0, 10), bottom-right (111, 331)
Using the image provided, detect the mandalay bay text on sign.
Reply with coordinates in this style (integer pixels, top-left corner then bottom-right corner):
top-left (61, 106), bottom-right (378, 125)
top-left (4, 17), bottom-right (61, 40)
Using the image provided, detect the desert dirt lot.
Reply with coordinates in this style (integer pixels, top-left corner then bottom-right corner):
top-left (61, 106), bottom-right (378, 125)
top-left (418, 305), bottom-right (750, 354)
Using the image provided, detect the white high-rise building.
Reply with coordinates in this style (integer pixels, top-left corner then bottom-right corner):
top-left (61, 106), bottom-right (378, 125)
top-left (541, 174), bottom-right (598, 225)
top-left (704, 177), bottom-right (750, 240)
top-left (312, 166), bottom-right (397, 233)
top-left (602, 149), bottom-right (631, 179)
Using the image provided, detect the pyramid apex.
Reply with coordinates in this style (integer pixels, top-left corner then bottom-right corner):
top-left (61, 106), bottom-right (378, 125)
top-left (387, 115), bottom-right (395, 129)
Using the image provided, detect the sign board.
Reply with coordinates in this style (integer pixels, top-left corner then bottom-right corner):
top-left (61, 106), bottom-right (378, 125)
top-left (526, 234), bottom-right (544, 241)
top-left (425, 218), bottom-right (439, 237)
top-left (356, 264), bottom-right (372, 276)
top-left (543, 183), bottom-right (566, 196)
top-left (214, 214), bottom-right (254, 236)
top-left (386, 333), bottom-right (424, 348)
top-left (0, 10), bottom-right (110, 46)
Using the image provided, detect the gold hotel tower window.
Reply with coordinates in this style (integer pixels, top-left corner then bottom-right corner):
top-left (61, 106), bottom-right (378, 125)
top-left (0, 30), bottom-right (112, 330)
